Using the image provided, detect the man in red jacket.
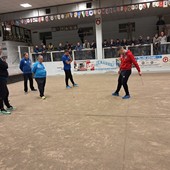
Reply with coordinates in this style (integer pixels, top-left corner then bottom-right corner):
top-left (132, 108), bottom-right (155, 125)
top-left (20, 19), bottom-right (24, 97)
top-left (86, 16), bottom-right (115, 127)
top-left (112, 46), bottom-right (142, 99)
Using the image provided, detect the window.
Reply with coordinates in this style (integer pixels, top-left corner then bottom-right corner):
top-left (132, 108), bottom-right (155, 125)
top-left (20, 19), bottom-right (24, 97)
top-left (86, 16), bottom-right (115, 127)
top-left (2, 23), bottom-right (31, 43)
top-left (39, 32), bottom-right (52, 40)
top-left (119, 22), bottom-right (135, 33)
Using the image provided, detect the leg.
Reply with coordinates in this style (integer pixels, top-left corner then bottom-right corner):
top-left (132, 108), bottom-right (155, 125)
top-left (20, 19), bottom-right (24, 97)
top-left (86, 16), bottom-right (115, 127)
top-left (122, 70), bottom-right (131, 96)
top-left (35, 78), bottom-right (45, 97)
top-left (28, 73), bottom-right (35, 90)
top-left (4, 85), bottom-right (11, 108)
top-left (42, 78), bottom-right (46, 96)
top-left (64, 70), bottom-right (69, 86)
top-left (68, 70), bottom-right (75, 85)
top-left (0, 98), bottom-right (3, 110)
top-left (23, 74), bottom-right (28, 92)
top-left (115, 74), bottom-right (123, 94)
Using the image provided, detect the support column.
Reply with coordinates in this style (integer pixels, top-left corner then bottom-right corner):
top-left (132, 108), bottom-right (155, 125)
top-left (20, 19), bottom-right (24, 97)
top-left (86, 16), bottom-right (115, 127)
top-left (95, 15), bottom-right (103, 59)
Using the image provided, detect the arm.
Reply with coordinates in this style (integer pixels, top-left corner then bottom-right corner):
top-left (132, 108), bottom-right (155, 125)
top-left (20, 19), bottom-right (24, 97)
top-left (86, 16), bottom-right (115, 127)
top-left (130, 54), bottom-right (142, 76)
top-left (0, 58), bottom-right (8, 70)
top-left (65, 55), bottom-right (73, 64)
top-left (32, 63), bottom-right (37, 74)
top-left (19, 60), bottom-right (24, 71)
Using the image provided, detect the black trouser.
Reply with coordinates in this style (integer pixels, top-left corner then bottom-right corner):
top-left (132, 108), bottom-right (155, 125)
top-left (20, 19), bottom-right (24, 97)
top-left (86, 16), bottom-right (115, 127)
top-left (64, 70), bottom-right (75, 86)
top-left (35, 78), bottom-right (46, 97)
top-left (23, 73), bottom-right (35, 92)
top-left (115, 70), bottom-right (131, 96)
top-left (0, 80), bottom-right (11, 109)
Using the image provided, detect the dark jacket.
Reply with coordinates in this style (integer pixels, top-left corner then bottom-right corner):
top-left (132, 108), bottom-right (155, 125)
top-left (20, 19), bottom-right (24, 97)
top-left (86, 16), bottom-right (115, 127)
top-left (20, 58), bottom-right (32, 74)
top-left (0, 58), bottom-right (9, 81)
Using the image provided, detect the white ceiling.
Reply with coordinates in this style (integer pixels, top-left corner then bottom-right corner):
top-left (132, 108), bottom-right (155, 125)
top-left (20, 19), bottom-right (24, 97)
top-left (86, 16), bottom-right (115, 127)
top-left (0, 0), bottom-right (87, 14)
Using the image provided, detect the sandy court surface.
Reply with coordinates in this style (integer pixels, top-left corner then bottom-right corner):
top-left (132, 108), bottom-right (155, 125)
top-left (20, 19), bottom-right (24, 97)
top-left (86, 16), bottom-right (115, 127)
top-left (0, 72), bottom-right (170, 170)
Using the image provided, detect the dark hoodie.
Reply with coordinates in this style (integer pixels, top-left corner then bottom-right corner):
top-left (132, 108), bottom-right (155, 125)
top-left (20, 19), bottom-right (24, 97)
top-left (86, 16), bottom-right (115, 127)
top-left (0, 58), bottom-right (9, 81)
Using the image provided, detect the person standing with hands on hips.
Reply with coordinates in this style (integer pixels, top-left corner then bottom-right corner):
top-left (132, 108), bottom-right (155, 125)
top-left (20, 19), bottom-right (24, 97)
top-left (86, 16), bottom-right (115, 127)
top-left (112, 46), bottom-right (142, 99)
top-left (62, 49), bottom-right (78, 89)
top-left (19, 52), bottom-right (37, 93)
top-left (32, 55), bottom-right (47, 100)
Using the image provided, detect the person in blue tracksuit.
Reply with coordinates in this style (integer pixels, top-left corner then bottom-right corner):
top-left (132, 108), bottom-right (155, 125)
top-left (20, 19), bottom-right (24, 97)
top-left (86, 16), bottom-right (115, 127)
top-left (19, 52), bottom-right (36, 93)
top-left (62, 49), bottom-right (78, 89)
top-left (32, 55), bottom-right (47, 100)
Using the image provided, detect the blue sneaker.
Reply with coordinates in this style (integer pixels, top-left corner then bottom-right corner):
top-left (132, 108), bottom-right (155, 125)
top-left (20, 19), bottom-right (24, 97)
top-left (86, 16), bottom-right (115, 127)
top-left (66, 86), bottom-right (72, 89)
top-left (73, 83), bottom-right (78, 87)
top-left (112, 92), bottom-right (119, 96)
top-left (122, 95), bottom-right (130, 99)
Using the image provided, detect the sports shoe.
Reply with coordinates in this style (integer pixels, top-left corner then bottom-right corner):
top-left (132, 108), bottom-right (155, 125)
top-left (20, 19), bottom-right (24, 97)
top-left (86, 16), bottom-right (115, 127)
top-left (66, 86), bottom-right (72, 89)
top-left (31, 89), bottom-right (37, 91)
top-left (73, 83), bottom-right (78, 87)
top-left (42, 96), bottom-right (46, 100)
top-left (122, 95), bottom-right (131, 99)
top-left (112, 92), bottom-right (119, 96)
top-left (7, 106), bottom-right (16, 111)
top-left (1, 109), bottom-right (11, 115)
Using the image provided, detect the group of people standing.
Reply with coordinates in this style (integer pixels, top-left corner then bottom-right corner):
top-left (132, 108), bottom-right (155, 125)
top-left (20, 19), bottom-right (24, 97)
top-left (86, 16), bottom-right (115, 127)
top-left (1, 46), bottom-right (141, 114)
top-left (19, 50), bottom-right (77, 97)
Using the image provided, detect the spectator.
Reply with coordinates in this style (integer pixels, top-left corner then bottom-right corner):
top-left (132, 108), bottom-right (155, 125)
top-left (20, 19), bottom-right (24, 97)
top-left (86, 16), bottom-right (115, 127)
top-left (75, 42), bottom-right (83, 51)
top-left (153, 33), bottom-right (160, 55)
top-left (159, 31), bottom-right (167, 54)
top-left (145, 36), bottom-right (152, 44)
top-left (48, 43), bottom-right (54, 51)
top-left (41, 45), bottom-right (47, 54)
top-left (83, 40), bottom-right (90, 49)
top-left (110, 39), bottom-right (115, 47)
top-left (78, 28), bottom-right (84, 44)
top-left (127, 39), bottom-right (132, 46)
top-left (115, 39), bottom-right (121, 46)
top-left (91, 41), bottom-right (96, 49)
top-left (121, 38), bottom-right (128, 46)
top-left (64, 42), bottom-right (71, 50)
top-left (58, 43), bottom-right (64, 51)
top-left (167, 34), bottom-right (170, 42)
top-left (137, 36), bottom-right (144, 45)
top-left (34, 46), bottom-right (40, 53)
top-left (103, 39), bottom-right (109, 48)
top-left (131, 37), bottom-right (137, 46)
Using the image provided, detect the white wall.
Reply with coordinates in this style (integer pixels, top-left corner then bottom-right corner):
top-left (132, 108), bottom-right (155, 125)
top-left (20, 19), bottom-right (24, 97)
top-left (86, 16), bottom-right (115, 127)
top-left (32, 16), bottom-right (158, 46)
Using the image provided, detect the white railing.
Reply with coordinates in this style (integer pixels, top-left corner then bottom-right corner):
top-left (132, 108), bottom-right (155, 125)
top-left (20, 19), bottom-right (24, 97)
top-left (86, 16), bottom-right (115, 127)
top-left (18, 42), bottom-right (170, 63)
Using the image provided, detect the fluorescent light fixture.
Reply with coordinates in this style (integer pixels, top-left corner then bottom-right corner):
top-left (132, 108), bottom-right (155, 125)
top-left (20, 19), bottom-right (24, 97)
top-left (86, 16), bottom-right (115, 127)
top-left (20, 3), bottom-right (32, 8)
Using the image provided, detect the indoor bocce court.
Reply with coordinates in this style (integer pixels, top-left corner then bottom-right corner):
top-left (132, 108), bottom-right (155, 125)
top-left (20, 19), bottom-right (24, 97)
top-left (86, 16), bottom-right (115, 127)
top-left (0, 73), bottom-right (170, 170)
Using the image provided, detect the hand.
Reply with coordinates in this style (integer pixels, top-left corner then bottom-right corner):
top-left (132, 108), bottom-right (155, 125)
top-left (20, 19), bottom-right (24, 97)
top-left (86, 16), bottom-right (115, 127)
top-left (139, 72), bottom-right (142, 76)
top-left (118, 70), bottom-right (121, 74)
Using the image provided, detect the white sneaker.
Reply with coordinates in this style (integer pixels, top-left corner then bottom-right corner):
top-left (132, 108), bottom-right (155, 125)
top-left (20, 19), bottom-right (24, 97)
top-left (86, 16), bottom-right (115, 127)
top-left (41, 96), bottom-right (46, 100)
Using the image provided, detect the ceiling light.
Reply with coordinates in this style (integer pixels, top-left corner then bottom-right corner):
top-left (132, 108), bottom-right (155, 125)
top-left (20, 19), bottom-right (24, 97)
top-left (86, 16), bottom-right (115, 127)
top-left (20, 3), bottom-right (32, 8)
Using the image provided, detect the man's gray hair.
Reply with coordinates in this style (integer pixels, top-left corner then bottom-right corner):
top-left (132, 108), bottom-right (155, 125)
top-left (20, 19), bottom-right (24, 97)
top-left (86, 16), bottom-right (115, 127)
top-left (38, 55), bottom-right (43, 59)
top-left (24, 52), bottom-right (28, 56)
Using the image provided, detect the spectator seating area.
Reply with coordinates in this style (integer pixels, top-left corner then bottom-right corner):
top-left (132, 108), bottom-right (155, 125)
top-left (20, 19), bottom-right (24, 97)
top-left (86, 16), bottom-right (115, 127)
top-left (31, 32), bottom-right (170, 62)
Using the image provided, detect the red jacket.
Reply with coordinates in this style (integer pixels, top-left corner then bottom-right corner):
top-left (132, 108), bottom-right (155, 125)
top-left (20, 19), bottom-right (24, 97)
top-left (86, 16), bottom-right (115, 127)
top-left (119, 50), bottom-right (140, 72)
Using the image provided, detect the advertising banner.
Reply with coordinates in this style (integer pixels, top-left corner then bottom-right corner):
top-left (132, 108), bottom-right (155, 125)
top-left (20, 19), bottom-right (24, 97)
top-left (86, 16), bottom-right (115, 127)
top-left (135, 55), bottom-right (162, 67)
top-left (74, 59), bottom-right (117, 72)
